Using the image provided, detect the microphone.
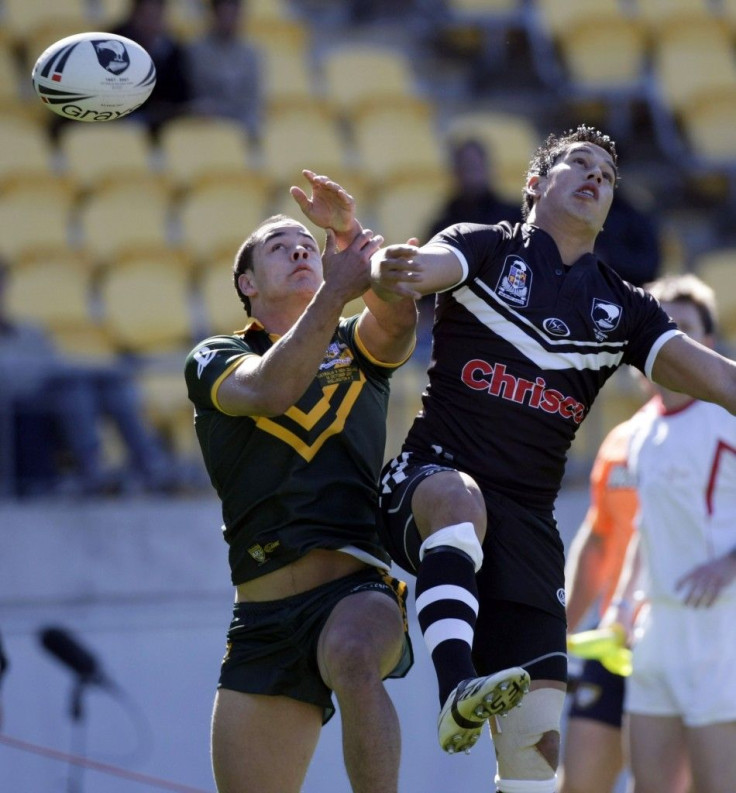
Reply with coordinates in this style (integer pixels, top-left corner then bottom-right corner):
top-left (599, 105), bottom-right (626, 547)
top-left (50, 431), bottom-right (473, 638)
top-left (39, 626), bottom-right (111, 688)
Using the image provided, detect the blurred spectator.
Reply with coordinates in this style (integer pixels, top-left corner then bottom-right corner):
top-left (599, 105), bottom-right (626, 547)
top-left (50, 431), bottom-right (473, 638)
top-left (0, 263), bottom-right (177, 496)
top-left (0, 630), bottom-right (6, 730)
top-left (426, 137), bottom-right (523, 240)
top-left (186, 0), bottom-right (263, 143)
top-left (594, 187), bottom-right (661, 287)
top-left (418, 138), bottom-right (523, 350)
top-left (113, 0), bottom-right (193, 135)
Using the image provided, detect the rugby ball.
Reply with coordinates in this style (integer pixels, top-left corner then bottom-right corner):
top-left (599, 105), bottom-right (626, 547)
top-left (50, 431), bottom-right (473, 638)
top-left (31, 32), bottom-right (156, 123)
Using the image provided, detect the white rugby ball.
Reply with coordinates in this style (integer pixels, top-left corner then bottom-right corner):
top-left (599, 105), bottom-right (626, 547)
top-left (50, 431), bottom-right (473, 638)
top-left (31, 32), bottom-right (156, 123)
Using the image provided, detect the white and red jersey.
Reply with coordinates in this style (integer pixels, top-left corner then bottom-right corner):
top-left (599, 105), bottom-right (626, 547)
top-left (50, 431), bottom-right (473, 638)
top-left (403, 221), bottom-right (679, 511)
top-left (628, 397), bottom-right (736, 604)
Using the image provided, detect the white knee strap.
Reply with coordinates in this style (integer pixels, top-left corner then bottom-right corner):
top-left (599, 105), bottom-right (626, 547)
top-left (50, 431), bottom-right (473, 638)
top-left (493, 688), bottom-right (565, 792)
top-left (418, 522), bottom-right (483, 572)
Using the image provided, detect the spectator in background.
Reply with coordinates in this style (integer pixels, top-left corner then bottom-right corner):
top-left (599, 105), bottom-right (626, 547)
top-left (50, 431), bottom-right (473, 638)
top-left (426, 138), bottom-right (523, 240)
top-left (594, 187), bottom-right (661, 287)
top-left (417, 138), bottom-right (524, 348)
top-left (186, 0), bottom-right (263, 143)
top-left (0, 262), bottom-right (176, 496)
top-left (113, 0), bottom-right (192, 135)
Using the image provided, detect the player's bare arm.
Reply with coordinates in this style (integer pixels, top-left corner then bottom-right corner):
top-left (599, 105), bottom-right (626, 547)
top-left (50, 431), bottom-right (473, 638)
top-left (370, 244), bottom-right (463, 302)
top-left (651, 334), bottom-right (736, 414)
top-left (218, 230), bottom-right (382, 417)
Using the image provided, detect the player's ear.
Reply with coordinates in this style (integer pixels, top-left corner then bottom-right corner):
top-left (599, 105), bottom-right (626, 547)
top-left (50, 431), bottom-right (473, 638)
top-left (237, 271), bottom-right (257, 298)
top-left (524, 173), bottom-right (543, 201)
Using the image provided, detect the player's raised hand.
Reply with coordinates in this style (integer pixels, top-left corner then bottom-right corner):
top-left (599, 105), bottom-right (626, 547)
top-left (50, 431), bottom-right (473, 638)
top-left (290, 169), bottom-right (357, 235)
top-left (321, 228), bottom-right (385, 305)
top-left (370, 241), bottom-right (424, 302)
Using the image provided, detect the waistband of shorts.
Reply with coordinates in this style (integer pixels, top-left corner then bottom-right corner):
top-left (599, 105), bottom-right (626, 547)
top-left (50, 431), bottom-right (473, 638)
top-left (231, 567), bottom-right (382, 615)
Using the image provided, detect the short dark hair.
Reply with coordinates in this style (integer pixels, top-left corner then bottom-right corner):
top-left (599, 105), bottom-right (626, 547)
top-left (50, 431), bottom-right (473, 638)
top-left (522, 124), bottom-right (619, 219)
top-left (232, 214), bottom-right (302, 315)
top-left (644, 273), bottom-right (718, 337)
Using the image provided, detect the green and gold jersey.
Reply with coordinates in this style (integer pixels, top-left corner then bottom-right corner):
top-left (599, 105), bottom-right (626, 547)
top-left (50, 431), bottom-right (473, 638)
top-left (185, 315), bottom-right (403, 585)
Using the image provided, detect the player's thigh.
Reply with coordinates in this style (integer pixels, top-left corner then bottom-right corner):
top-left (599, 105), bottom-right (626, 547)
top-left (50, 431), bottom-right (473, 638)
top-left (626, 713), bottom-right (691, 793)
top-left (686, 720), bottom-right (736, 793)
top-left (317, 589), bottom-right (406, 687)
top-left (560, 717), bottom-right (623, 793)
top-left (211, 688), bottom-right (322, 793)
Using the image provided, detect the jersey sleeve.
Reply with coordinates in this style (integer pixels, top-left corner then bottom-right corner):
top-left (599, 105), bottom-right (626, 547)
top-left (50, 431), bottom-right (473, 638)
top-left (185, 335), bottom-right (253, 412)
top-left (427, 222), bottom-right (510, 290)
top-left (620, 284), bottom-right (681, 375)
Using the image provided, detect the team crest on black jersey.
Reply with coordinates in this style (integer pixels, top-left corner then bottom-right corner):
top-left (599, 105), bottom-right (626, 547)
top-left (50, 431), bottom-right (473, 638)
top-left (591, 298), bottom-right (622, 340)
top-left (496, 255), bottom-right (531, 307)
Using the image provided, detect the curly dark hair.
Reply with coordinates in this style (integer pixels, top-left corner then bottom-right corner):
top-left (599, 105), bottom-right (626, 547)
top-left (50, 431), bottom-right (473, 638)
top-left (522, 124), bottom-right (619, 219)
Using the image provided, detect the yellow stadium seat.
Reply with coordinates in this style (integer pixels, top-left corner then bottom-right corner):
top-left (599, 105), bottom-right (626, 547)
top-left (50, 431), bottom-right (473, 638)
top-left (371, 175), bottom-right (451, 247)
top-left (58, 122), bottom-right (156, 193)
top-left (4, 0), bottom-right (89, 46)
top-left (136, 368), bottom-right (200, 459)
top-left (0, 116), bottom-right (55, 185)
top-left (443, 111), bottom-right (538, 204)
top-left (0, 179), bottom-right (75, 261)
top-left (534, 0), bottom-right (623, 37)
top-left (5, 250), bottom-right (92, 330)
top-left (680, 91), bottom-right (736, 163)
top-left (98, 248), bottom-right (194, 354)
top-left (196, 254), bottom-right (251, 337)
top-left (694, 248), bottom-right (736, 340)
top-left (320, 44), bottom-right (427, 117)
top-left (651, 17), bottom-right (736, 116)
top-left (78, 182), bottom-right (172, 264)
top-left (351, 104), bottom-right (445, 189)
top-left (158, 116), bottom-right (253, 191)
top-left (259, 45), bottom-right (317, 114)
top-left (633, 0), bottom-right (714, 31)
top-left (177, 175), bottom-right (272, 265)
top-left (261, 104), bottom-right (350, 187)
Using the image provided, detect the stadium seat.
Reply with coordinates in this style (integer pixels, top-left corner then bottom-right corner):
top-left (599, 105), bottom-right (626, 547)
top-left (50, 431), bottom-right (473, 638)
top-left (443, 111), bottom-right (538, 205)
top-left (78, 181), bottom-right (172, 264)
top-left (58, 122), bottom-right (157, 194)
top-left (351, 104), bottom-right (445, 190)
top-left (259, 45), bottom-right (317, 115)
top-left (176, 175), bottom-right (272, 265)
top-left (0, 116), bottom-right (55, 186)
top-left (158, 117), bottom-right (253, 192)
top-left (0, 179), bottom-right (75, 261)
top-left (320, 44), bottom-right (428, 118)
top-left (261, 104), bottom-right (351, 187)
top-left (633, 0), bottom-right (714, 32)
top-left (694, 248), bottom-right (736, 341)
top-left (679, 91), bottom-right (736, 164)
top-left (98, 248), bottom-right (194, 354)
top-left (650, 17), bottom-right (736, 117)
top-left (195, 253), bottom-right (251, 337)
top-left (371, 175), bottom-right (451, 246)
top-left (135, 368), bottom-right (201, 459)
top-left (4, 0), bottom-right (89, 47)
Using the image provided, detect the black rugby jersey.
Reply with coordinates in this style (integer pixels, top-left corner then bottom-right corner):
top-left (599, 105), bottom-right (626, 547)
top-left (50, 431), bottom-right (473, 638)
top-left (185, 315), bottom-right (400, 585)
top-left (403, 222), bottom-right (679, 511)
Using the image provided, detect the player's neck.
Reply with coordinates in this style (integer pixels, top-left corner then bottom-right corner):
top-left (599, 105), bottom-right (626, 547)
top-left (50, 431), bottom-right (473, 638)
top-left (528, 209), bottom-right (598, 266)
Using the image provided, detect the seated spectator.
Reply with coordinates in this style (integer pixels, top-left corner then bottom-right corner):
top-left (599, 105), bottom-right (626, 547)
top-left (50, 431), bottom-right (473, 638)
top-left (426, 137), bottom-right (523, 240)
top-left (594, 187), bottom-right (662, 287)
top-left (113, 0), bottom-right (193, 135)
top-left (418, 138), bottom-right (523, 349)
top-left (0, 262), bottom-right (177, 496)
top-left (186, 0), bottom-right (263, 143)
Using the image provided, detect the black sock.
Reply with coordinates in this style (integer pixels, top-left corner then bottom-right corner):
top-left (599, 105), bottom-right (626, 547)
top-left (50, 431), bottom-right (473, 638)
top-left (415, 547), bottom-right (479, 704)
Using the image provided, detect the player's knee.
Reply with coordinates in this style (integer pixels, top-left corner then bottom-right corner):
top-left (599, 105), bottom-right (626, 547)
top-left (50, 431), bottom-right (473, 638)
top-left (493, 689), bottom-right (565, 793)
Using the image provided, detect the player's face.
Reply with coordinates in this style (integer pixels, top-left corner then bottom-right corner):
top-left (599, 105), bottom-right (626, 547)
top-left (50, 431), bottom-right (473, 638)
top-left (534, 143), bottom-right (616, 233)
top-left (248, 222), bottom-right (323, 305)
